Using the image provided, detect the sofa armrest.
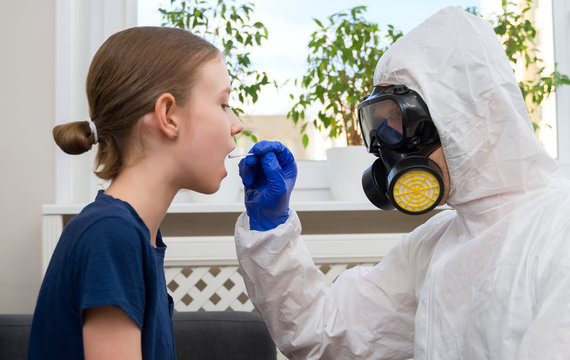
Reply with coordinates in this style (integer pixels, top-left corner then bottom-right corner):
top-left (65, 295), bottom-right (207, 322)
top-left (0, 314), bottom-right (33, 360)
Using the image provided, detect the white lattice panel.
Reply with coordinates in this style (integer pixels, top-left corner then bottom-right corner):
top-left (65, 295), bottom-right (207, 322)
top-left (166, 265), bottom-right (254, 312)
top-left (165, 262), bottom-right (376, 313)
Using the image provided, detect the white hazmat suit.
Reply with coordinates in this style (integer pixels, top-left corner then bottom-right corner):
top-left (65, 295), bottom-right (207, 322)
top-left (235, 6), bottom-right (570, 359)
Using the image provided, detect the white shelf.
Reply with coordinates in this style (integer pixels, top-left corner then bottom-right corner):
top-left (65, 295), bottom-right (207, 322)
top-left (42, 201), bottom-right (380, 215)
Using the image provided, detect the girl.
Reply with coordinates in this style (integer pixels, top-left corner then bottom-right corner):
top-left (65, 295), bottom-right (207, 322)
top-left (28, 27), bottom-right (242, 359)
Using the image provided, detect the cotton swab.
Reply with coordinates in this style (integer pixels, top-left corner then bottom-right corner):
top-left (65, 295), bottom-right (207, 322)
top-left (227, 153), bottom-right (254, 159)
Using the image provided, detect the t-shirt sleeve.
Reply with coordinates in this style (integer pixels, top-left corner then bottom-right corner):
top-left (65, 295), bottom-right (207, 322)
top-left (74, 217), bottom-right (146, 329)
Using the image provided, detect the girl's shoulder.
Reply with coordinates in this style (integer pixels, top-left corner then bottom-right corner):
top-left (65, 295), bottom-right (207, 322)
top-left (62, 193), bottom-right (150, 256)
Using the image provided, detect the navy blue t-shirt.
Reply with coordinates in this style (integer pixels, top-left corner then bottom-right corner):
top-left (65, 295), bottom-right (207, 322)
top-left (28, 191), bottom-right (176, 359)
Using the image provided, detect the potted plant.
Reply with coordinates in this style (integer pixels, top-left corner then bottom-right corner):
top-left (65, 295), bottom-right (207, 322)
top-left (287, 6), bottom-right (401, 201)
top-left (482, 0), bottom-right (570, 133)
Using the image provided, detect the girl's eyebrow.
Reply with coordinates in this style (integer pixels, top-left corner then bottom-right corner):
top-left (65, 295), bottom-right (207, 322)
top-left (220, 87), bottom-right (231, 95)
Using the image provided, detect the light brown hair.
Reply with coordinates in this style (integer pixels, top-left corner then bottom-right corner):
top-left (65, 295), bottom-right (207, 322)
top-left (53, 27), bottom-right (221, 180)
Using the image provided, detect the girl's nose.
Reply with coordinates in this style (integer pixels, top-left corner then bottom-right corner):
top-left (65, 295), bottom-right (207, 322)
top-left (230, 109), bottom-right (243, 136)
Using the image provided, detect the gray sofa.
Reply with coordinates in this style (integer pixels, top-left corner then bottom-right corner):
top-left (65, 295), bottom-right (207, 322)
top-left (0, 311), bottom-right (276, 360)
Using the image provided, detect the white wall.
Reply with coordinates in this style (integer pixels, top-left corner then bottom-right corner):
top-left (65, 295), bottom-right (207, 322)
top-left (0, 0), bottom-right (136, 314)
top-left (0, 0), bottom-right (56, 313)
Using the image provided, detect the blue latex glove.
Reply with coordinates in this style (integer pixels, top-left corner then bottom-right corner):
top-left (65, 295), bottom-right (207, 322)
top-left (238, 141), bottom-right (297, 231)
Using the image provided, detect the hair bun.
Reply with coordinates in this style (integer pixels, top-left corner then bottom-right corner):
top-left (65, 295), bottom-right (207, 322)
top-left (53, 121), bottom-right (96, 155)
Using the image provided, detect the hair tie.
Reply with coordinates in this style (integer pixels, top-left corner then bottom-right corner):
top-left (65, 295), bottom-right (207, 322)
top-left (87, 118), bottom-right (98, 145)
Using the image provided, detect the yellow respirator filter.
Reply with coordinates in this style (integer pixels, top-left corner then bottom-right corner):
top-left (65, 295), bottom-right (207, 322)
top-left (392, 169), bottom-right (441, 214)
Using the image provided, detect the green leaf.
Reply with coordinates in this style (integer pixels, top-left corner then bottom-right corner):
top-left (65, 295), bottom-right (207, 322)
top-left (302, 134), bottom-right (309, 148)
top-left (224, 39), bottom-right (234, 54)
top-left (292, 111), bottom-right (299, 124)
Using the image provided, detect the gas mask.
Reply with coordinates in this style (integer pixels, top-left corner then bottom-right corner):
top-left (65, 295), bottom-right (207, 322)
top-left (358, 84), bottom-right (444, 215)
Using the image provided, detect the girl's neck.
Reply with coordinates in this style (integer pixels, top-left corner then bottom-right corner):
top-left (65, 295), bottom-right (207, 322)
top-left (104, 165), bottom-right (178, 248)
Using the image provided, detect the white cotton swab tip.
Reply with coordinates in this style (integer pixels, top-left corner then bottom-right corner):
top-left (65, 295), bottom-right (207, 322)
top-left (227, 153), bottom-right (254, 159)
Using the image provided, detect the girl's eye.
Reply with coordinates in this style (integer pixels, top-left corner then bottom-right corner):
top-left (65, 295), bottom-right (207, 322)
top-left (222, 104), bottom-right (231, 110)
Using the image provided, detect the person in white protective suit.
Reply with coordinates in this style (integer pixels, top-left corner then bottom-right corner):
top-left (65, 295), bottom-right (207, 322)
top-left (234, 6), bottom-right (570, 360)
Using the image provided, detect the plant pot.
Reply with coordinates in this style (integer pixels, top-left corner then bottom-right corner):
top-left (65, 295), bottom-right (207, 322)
top-left (326, 146), bottom-right (376, 201)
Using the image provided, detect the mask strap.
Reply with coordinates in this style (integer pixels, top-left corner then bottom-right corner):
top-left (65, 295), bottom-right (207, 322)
top-left (423, 142), bottom-right (441, 157)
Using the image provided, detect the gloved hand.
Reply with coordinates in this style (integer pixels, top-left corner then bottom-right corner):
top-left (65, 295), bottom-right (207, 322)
top-left (238, 141), bottom-right (297, 231)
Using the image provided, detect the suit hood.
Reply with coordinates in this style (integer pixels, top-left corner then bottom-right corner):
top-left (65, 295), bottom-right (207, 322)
top-left (373, 6), bottom-right (558, 216)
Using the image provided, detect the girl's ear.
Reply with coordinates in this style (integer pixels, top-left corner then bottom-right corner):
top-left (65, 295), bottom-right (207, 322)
top-left (154, 93), bottom-right (179, 139)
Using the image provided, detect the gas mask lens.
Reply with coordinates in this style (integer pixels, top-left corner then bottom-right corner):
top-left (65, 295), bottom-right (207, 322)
top-left (359, 99), bottom-right (404, 152)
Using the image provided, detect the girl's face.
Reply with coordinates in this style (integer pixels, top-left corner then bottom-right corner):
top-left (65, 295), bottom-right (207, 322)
top-left (175, 56), bottom-right (243, 193)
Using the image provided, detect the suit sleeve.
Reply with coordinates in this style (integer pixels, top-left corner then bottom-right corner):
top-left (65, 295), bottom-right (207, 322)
top-left (235, 209), bottom-right (417, 360)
